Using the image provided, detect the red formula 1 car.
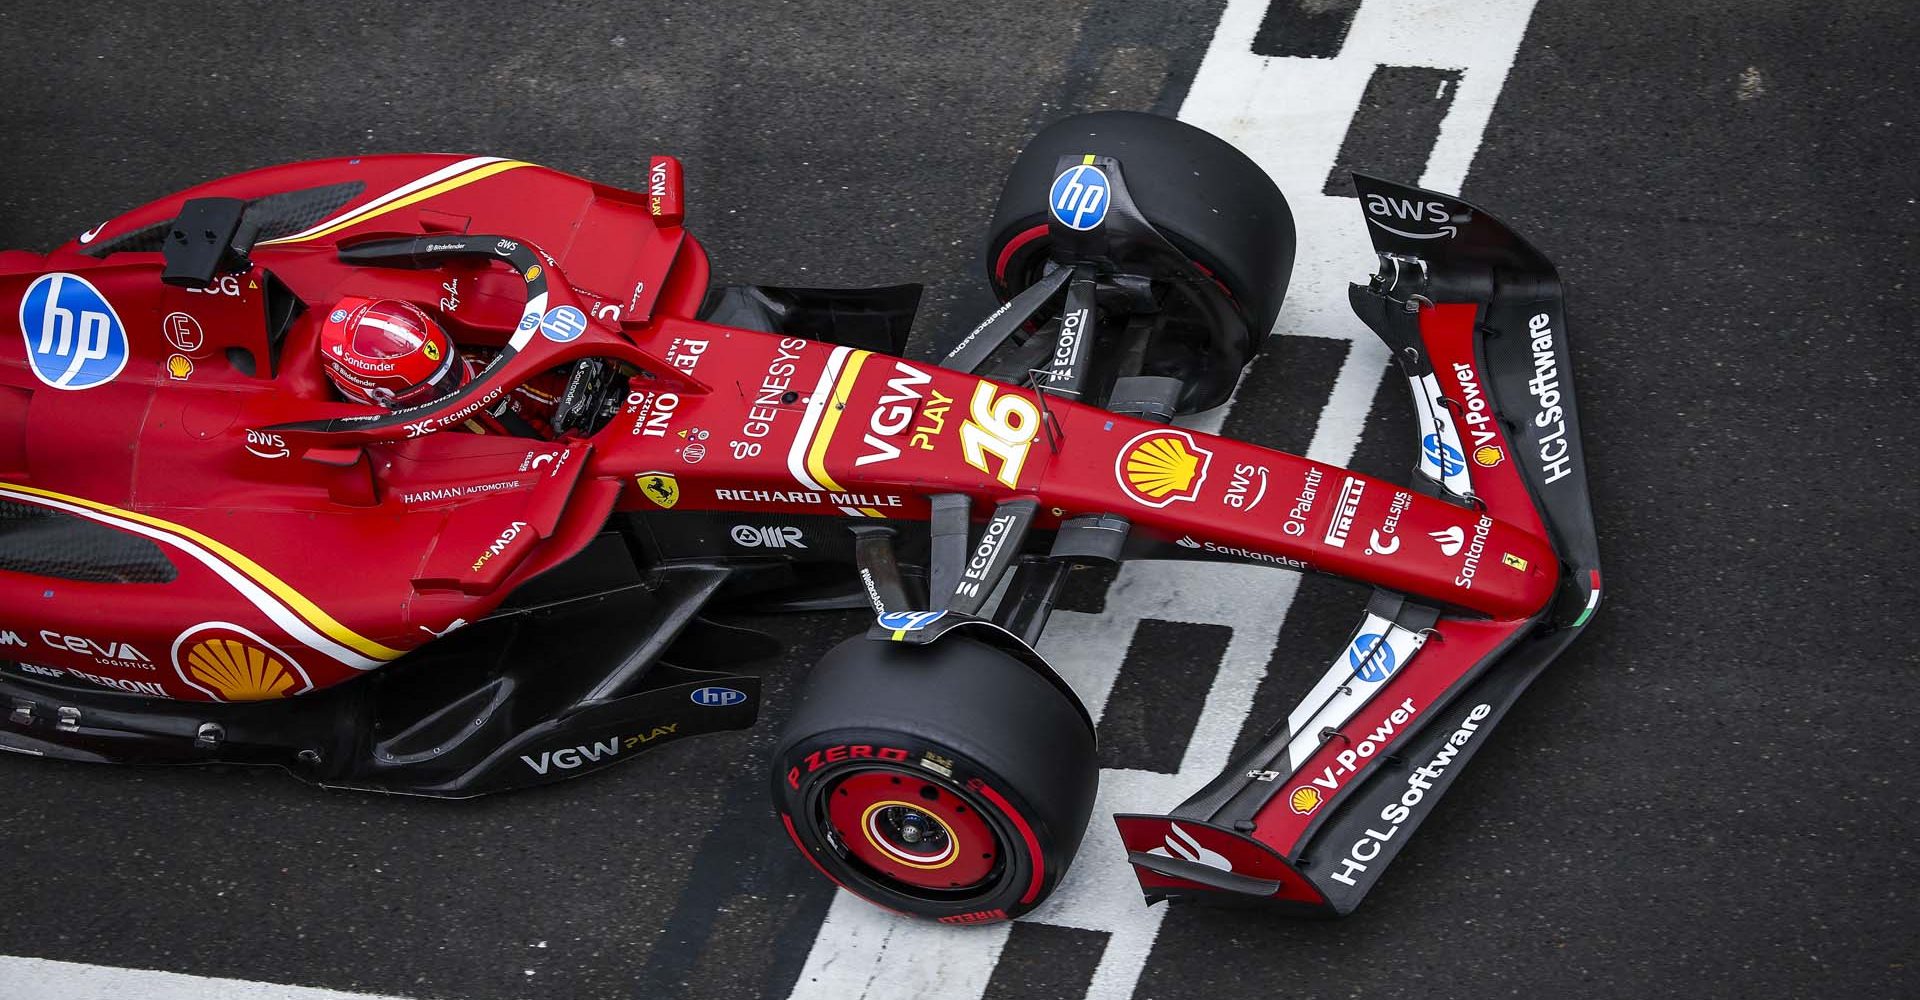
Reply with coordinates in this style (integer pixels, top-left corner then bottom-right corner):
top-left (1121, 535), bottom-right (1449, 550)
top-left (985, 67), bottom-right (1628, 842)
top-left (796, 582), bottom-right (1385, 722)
top-left (0, 112), bottom-right (1598, 923)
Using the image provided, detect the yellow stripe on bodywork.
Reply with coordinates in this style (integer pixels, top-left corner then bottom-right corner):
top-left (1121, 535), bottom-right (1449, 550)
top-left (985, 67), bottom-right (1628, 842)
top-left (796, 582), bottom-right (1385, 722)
top-left (1082, 153), bottom-right (1096, 164)
top-left (259, 160), bottom-right (530, 245)
top-left (0, 483), bottom-right (403, 661)
top-left (805, 350), bottom-right (869, 495)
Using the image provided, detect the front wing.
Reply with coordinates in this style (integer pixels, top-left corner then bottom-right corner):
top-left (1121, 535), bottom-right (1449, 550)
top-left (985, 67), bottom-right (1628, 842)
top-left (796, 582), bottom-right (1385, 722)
top-left (1116, 176), bottom-right (1602, 914)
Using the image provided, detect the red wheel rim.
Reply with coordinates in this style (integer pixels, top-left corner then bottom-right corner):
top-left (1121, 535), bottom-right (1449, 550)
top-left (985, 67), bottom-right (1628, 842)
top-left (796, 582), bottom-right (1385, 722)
top-left (825, 769), bottom-right (998, 890)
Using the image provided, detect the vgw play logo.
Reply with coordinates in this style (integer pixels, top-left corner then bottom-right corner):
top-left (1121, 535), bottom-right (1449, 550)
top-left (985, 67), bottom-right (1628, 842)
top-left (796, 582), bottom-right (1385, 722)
top-left (18, 273), bottom-right (128, 390)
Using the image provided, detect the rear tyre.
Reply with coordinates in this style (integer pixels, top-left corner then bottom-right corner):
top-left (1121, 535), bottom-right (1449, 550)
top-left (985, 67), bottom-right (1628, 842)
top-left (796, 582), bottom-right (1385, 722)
top-left (772, 635), bottom-right (1097, 924)
top-left (984, 111), bottom-right (1296, 412)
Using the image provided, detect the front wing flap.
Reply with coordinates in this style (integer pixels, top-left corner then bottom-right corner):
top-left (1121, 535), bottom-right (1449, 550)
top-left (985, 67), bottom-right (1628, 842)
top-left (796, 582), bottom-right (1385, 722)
top-left (1117, 176), bottom-right (1602, 914)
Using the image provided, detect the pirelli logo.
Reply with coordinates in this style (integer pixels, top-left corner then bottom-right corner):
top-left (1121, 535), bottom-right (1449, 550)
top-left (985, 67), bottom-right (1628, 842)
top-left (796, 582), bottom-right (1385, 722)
top-left (1324, 475), bottom-right (1365, 548)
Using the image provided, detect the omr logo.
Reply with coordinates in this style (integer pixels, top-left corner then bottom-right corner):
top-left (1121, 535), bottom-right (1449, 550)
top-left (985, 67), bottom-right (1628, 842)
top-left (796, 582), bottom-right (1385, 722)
top-left (1422, 433), bottom-right (1465, 478)
top-left (18, 273), bottom-right (128, 390)
top-left (1347, 633), bottom-right (1397, 683)
top-left (1049, 163), bottom-right (1110, 231)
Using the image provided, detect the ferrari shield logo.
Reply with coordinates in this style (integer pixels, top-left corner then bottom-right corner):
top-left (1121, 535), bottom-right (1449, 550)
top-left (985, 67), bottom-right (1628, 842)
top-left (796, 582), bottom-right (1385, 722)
top-left (1115, 428), bottom-right (1212, 508)
top-left (636, 471), bottom-right (680, 509)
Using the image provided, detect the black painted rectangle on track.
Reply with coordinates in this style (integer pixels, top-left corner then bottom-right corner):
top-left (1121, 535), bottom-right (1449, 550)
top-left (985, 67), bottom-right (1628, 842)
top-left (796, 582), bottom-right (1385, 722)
top-left (1096, 619), bottom-right (1234, 773)
top-left (1252, 0), bottom-right (1362, 59)
top-left (982, 922), bottom-right (1108, 1000)
top-left (1322, 64), bottom-right (1463, 196)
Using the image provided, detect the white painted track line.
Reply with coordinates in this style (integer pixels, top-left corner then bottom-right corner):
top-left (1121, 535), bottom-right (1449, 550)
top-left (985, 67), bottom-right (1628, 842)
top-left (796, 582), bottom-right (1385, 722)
top-left (0, 956), bottom-right (414, 1000)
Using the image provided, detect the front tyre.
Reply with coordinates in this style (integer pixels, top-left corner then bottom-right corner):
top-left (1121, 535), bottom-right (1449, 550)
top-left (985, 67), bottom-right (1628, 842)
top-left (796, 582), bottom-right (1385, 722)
top-left (772, 635), bottom-right (1097, 924)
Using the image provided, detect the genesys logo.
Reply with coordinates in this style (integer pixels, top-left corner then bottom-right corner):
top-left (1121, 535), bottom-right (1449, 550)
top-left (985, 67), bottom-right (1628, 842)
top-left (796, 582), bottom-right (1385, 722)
top-left (18, 273), bottom-right (129, 390)
top-left (1116, 428), bottom-right (1212, 508)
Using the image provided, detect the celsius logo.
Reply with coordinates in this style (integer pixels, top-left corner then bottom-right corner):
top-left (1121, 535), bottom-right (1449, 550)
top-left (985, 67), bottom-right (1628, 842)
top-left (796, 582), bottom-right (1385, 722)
top-left (691, 686), bottom-right (747, 708)
top-left (18, 273), bottom-right (129, 390)
top-left (1348, 634), bottom-right (1398, 683)
top-left (1049, 163), bottom-right (1110, 230)
top-left (1422, 433), bottom-right (1466, 479)
top-left (730, 524), bottom-right (806, 549)
top-left (1145, 823), bottom-right (1232, 872)
top-left (1430, 526), bottom-right (1465, 556)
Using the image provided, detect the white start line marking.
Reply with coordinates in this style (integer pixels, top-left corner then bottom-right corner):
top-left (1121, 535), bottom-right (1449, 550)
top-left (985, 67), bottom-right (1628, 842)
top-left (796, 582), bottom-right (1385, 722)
top-left (783, 1), bottom-right (1543, 998)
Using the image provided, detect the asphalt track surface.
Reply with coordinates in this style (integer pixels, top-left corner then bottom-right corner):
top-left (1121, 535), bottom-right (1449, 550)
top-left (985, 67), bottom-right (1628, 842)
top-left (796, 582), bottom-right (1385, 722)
top-left (0, 2), bottom-right (1915, 998)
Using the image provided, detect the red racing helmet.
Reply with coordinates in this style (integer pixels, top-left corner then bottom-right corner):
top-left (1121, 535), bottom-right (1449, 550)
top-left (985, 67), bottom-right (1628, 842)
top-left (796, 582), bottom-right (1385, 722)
top-left (319, 297), bottom-right (463, 408)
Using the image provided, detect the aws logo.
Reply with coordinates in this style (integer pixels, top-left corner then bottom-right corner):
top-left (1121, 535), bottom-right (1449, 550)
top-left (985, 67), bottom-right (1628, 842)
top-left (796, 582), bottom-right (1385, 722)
top-left (1115, 429), bottom-right (1212, 508)
top-left (171, 623), bottom-right (313, 702)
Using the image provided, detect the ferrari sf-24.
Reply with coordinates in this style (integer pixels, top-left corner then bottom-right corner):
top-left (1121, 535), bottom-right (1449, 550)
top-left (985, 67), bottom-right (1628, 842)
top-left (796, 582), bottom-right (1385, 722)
top-left (0, 112), bottom-right (1600, 923)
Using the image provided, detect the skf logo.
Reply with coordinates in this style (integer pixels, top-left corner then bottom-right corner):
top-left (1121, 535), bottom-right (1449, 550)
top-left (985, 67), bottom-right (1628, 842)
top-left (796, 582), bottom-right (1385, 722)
top-left (635, 472), bottom-right (680, 509)
top-left (1115, 429), bottom-right (1213, 508)
top-left (1473, 444), bottom-right (1505, 468)
top-left (1288, 786), bottom-right (1323, 815)
top-left (173, 624), bottom-right (312, 702)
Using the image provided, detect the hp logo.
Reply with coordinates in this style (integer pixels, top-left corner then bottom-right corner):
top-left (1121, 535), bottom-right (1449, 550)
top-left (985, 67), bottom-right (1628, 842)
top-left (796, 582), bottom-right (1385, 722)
top-left (1422, 433), bottom-right (1466, 479)
top-left (690, 686), bottom-right (747, 708)
top-left (1348, 634), bottom-right (1398, 683)
top-left (539, 305), bottom-right (588, 342)
top-left (18, 273), bottom-right (128, 390)
top-left (1049, 163), bottom-right (1111, 231)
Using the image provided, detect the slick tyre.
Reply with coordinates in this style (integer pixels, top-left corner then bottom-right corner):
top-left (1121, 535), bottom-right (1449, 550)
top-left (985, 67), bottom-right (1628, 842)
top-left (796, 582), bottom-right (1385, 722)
top-left (985, 111), bottom-right (1296, 412)
top-left (772, 635), bottom-right (1097, 924)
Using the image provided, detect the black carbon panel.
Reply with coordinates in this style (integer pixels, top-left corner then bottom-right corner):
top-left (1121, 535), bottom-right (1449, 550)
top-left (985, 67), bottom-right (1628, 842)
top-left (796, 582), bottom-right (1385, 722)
top-left (0, 499), bottom-right (177, 583)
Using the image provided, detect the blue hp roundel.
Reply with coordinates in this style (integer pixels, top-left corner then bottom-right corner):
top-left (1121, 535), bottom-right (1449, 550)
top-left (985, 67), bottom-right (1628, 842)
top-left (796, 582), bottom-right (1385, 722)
top-left (17, 273), bottom-right (129, 390)
top-left (1049, 163), bottom-right (1111, 231)
top-left (1422, 433), bottom-right (1466, 478)
top-left (1348, 633), bottom-right (1398, 683)
top-left (690, 686), bottom-right (747, 708)
top-left (540, 305), bottom-right (588, 342)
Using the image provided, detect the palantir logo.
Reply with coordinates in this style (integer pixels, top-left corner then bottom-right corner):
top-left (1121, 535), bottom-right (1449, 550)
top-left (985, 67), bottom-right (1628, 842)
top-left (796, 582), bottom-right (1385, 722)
top-left (1049, 163), bottom-right (1110, 231)
top-left (17, 273), bottom-right (129, 390)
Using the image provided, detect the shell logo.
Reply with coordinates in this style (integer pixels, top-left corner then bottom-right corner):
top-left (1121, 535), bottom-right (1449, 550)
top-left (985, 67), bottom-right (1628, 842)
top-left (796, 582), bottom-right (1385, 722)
top-left (1288, 786), bottom-right (1323, 815)
top-left (1472, 444), bottom-right (1505, 468)
top-left (171, 623), bottom-right (314, 702)
top-left (1114, 429), bottom-right (1213, 508)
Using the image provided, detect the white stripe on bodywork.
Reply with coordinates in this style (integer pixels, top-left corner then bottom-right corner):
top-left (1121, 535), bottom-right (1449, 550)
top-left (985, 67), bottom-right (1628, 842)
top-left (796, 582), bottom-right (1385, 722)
top-left (0, 486), bottom-right (382, 671)
top-left (257, 156), bottom-right (508, 245)
top-left (787, 344), bottom-right (853, 492)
